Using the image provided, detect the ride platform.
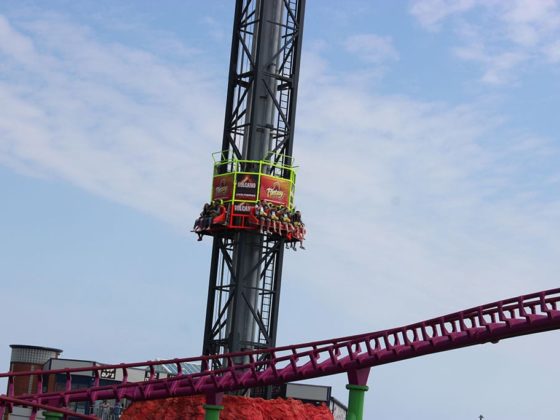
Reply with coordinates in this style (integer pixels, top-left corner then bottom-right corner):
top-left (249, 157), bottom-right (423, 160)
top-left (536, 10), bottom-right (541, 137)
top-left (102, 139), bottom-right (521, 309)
top-left (193, 153), bottom-right (306, 245)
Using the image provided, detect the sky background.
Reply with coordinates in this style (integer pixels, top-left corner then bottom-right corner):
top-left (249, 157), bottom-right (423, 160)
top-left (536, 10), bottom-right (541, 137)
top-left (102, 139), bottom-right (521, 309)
top-left (1, 0), bottom-right (560, 418)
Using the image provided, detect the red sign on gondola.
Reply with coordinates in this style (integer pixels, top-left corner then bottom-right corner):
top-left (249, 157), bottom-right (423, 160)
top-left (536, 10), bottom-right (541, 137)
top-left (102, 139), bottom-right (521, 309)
top-left (212, 174), bottom-right (234, 201)
top-left (259, 175), bottom-right (290, 206)
top-left (235, 173), bottom-right (258, 201)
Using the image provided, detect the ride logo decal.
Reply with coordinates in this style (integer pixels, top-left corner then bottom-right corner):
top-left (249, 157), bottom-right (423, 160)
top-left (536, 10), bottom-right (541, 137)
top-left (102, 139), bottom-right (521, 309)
top-left (212, 174), bottom-right (234, 201)
top-left (233, 202), bottom-right (253, 215)
top-left (235, 173), bottom-right (258, 201)
top-left (259, 175), bottom-right (290, 206)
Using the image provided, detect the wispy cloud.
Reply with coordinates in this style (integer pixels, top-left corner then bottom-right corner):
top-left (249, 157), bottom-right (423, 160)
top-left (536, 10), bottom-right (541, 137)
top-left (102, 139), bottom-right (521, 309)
top-left (543, 39), bottom-right (560, 62)
top-left (409, 0), bottom-right (477, 30)
top-left (409, 0), bottom-right (560, 84)
top-left (1, 8), bottom-right (560, 327)
top-left (453, 37), bottom-right (527, 85)
top-left (344, 33), bottom-right (399, 64)
top-left (0, 13), bottom-right (223, 226)
top-left (294, 42), bottom-right (560, 322)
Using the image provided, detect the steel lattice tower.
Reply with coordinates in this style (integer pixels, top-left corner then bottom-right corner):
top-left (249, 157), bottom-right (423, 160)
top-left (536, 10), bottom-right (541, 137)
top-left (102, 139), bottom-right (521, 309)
top-left (201, 0), bottom-right (306, 366)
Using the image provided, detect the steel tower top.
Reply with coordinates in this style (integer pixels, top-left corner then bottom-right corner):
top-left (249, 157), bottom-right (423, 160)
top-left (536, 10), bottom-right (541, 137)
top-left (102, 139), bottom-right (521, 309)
top-left (220, 0), bottom-right (305, 164)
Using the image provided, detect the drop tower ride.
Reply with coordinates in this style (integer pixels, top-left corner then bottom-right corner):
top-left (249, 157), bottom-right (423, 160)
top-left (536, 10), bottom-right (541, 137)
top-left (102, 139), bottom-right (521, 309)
top-left (195, 0), bottom-right (306, 367)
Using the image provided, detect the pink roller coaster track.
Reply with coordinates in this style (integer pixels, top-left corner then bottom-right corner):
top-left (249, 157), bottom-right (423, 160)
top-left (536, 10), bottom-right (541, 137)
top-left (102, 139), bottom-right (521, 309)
top-left (2, 288), bottom-right (560, 417)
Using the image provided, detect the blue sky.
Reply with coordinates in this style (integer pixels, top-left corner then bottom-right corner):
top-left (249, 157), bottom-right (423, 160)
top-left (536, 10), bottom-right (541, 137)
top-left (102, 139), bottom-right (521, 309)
top-left (1, 1), bottom-right (560, 419)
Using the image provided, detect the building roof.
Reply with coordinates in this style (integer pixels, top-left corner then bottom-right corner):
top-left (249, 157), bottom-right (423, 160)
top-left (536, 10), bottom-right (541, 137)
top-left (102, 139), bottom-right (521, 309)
top-left (10, 344), bottom-right (63, 353)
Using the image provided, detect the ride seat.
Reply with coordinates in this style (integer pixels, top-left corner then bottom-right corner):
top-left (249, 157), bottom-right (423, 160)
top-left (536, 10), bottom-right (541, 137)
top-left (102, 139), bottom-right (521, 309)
top-left (212, 205), bottom-right (227, 225)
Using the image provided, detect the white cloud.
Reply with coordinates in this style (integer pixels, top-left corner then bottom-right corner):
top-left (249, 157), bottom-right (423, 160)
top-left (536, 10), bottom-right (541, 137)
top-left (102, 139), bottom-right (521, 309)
top-left (543, 39), bottom-right (560, 62)
top-left (503, 0), bottom-right (560, 47)
top-left (409, 0), bottom-right (560, 84)
top-left (291, 44), bottom-right (560, 327)
top-left (2, 11), bottom-right (559, 317)
top-left (409, 0), bottom-right (478, 30)
top-left (0, 14), bottom-right (39, 62)
top-left (505, 0), bottom-right (558, 24)
top-left (344, 33), bottom-right (399, 64)
top-left (0, 13), bottom-right (224, 227)
top-left (480, 52), bottom-right (527, 84)
top-left (454, 41), bottom-right (527, 85)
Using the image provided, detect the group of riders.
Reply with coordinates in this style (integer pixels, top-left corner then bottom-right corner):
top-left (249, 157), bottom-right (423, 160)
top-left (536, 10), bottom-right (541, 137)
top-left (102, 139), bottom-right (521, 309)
top-left (193, 200), bottom-right (227, 232)
top-left (193, 199), bottom-right (305, 249)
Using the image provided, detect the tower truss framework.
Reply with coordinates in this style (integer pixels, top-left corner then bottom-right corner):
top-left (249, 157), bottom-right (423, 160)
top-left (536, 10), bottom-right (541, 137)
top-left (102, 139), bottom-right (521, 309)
top-left (202, 0), bottom-right (306, 368)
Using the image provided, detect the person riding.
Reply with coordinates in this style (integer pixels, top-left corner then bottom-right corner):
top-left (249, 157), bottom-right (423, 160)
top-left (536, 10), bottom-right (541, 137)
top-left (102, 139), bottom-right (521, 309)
top-left (281, 207), bottom-right (292, 232)
top-left (193, 202), bottom-right (211, 241)
top-left (269, 204), bottom-right (279, 233)
top-left (193, 202), bottom-right (210, 232)
top-left (256, 200), bottom-right (268, 233)
top-left (291, 210), bottom-right (305, 249)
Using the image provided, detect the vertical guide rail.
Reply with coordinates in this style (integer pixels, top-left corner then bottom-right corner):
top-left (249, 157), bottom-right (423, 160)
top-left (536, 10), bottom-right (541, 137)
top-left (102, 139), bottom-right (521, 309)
top-left (202, 0), bottom-right (306, 379)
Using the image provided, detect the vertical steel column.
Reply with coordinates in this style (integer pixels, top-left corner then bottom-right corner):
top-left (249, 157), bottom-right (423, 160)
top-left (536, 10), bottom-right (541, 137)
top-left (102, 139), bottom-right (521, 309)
top-left (203, 404), bottom-right (224, 420)
top-left (229, 0), bottom-right (284, 353)
top-left (346, 385), bottom-right (369, 420)
top-left (346, 368), bottom-right (371, 420)
top-left (202, 0), bottom-right (306, 368)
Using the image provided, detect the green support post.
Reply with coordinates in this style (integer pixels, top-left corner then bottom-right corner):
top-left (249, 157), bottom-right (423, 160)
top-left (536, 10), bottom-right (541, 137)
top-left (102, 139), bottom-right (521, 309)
top-left (43, 412), bottom-right (63, 420)
top-left (346, 384), bottom-right (369, 420)
top-left (203, 403), bottom-right (224, 420)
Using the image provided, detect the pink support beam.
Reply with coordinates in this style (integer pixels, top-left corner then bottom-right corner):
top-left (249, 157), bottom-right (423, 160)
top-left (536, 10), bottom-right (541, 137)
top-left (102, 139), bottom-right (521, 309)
top-left (0, 396), bottom-right (96, 419)
top-left (347, 367), bottom-right (371, 387)
top-left (2, 288), bottom-right (559, 411)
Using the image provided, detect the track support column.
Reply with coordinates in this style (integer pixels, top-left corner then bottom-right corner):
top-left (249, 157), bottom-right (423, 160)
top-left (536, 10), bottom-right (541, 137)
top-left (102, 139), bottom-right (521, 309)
top-left (43, 412), bottom-right (63, 420)
top-left (204, 392), bottom-right (224, 420)
top-left (203, 404), bottom-right (224, 420)
top-left (346, 367), bottom-right (371, 420)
